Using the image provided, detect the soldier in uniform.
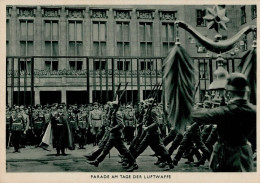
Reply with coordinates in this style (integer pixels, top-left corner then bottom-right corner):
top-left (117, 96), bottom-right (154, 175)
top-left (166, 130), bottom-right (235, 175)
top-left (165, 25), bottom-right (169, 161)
top-left (51, 105), bottom-right (73, 156)
top-left (130, 98), bottom-right (174, 171)
top-left (21, 107), bottom-right (30, 147)
top-left (123, 105), bottom-right (136, 145)
top-left (10, 107), bottom-right (26, 152)
top-left (89, 102), bottom-right (103, 146)
top-left (87, 101), bottom-right (138, 172)
top-left (78, 106), bottom-right (88, 149)
top-left (192, 73), bottom-right (256, 172)
top-left (68, 106), bottom-right (79, 150)
top-left (32, 108), bottom-right (45, 147)
top-left (84, 101), bottom-right (113, 161)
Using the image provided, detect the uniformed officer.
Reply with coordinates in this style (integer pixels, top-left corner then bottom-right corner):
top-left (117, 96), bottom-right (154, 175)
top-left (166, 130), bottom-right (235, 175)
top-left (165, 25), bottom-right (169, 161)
top-left (20, 107), bottom-right (30, 147)
top-left (78, 106), bottom-right (88, 149)
top-left (192, 73), bottom-right (256, 172)
top-left (10, 107), bottom-right (26, 153)
top-left (89, 102), bottom-right (103, 146)
top-left (32, 108), bottom-right (45, 147)
top-left (68, 106), bottom-right (79, 150)
top-left (51, 105), bottom-right (73, 156)
top-left (123, 105), bottom-right (136, 145)
top-left (84, 101), bottom-right (113, 161)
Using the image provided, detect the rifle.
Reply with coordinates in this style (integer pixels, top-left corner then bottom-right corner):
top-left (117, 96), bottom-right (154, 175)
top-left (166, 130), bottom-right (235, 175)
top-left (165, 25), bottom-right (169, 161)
top-left (144, 83), bottom-right (162, 126)
top-left (147, 83), bottom-right (159, 99)
top-left (110, 82), bottom-right (128, 126)
top-left (135, 83), bottom-right (159, 126)
top-left (113, 83), bottom-right (122, 101)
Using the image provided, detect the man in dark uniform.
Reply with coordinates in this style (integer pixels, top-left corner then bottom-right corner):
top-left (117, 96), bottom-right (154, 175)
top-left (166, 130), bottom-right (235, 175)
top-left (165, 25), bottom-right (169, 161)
top-left (32, 108), bottom-right (45, 147)
top-left (51, 105), bottom-right (73, 156)
top-left (87, 101), bottom-right (137, 172)
top-left (192, 73), bottom-right (256, 172)
top-left (78, 107), bottom-right (88, 149)
top-left (10, 107), bottom-right (26, 152)
top-left (68, 106), bottom-right (79, 150)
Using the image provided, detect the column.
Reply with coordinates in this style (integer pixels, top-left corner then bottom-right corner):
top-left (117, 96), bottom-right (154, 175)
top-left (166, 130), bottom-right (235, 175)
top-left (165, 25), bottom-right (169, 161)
top-left (61, 89), bottom-right (66, 103)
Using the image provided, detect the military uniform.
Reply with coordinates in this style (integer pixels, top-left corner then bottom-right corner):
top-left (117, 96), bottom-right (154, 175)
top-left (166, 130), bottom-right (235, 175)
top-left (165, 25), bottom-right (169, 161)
top-left (32, 110), bottom-right (45, 146)
top-left (10, 109), bottom-right (25, 152)
top-left (51, 107), bottom-right (73, 155)
top-left (131, 104), bottom-right (174, 170)
top-left (69, 110), bottom-right (79, 149)
top-left (88, 103), bottom-right (137, 171)
top-left (89, 104), bottom-right (103, 145)
top-left (123, 106), bottom-right (136, 145)
top-left (78, 110), bottom-right (88, 148)
top-left (172, 122), bottom-right (210, 166)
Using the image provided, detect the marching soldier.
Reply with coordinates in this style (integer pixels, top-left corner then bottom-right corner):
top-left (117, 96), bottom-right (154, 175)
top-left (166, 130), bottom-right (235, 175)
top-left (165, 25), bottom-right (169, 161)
top-left (87, 101), bottom-right (137, 172)
top-left (89, 102), bottom-right (103, 146)
top-left (131, 98), bottom-right (174, 171)
top-left (123, 105), bottom-right (136, 145)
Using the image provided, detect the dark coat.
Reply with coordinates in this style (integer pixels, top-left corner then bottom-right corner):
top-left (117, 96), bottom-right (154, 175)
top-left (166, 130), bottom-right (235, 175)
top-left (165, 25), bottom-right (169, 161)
top-left (51, 115), bottom-right (74, 150)
top-left (192, 99), bottom-right (256, 172)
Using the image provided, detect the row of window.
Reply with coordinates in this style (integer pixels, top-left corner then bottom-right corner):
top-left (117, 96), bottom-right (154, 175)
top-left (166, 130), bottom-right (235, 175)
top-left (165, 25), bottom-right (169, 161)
top-left (6, 20), bottom-right (175, 57)
top-left (8, 59), bottom-right (157, 72)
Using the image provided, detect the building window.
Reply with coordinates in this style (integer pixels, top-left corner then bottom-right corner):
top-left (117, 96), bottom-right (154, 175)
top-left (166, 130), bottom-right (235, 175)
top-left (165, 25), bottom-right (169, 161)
top-left (45, 61), bottom-right (58, 71)
top-left (44, 21), bottom-right (59, 56)
top-left (20, 60), bottom-right (31, 72)
top-left (161, 23), bottom-right (175, 56)
top-left (252, 5), bottom-right (257, 19)
top-left (196, 9), bottom-right (206, 26)
top-left (116, 22), bottom-right (130, 56)
top-left (69, 21), bottom-right (83, 56)
top-left (199, 61), bottom-right (208, 79)
top-left (20, 20), bottom-right (34, 56)
top-left (6, 20), bottom-right (10, 56)
top-left (117, 60), bottom-right (130, 71)
top-left (69, 61), bottom-right (82, 70)
top-left (139, 22), bottom-right (153, 56)
top-left (93, 22), bottom-right (107, 56)
top-left (94, 60), bottom-right (106, 70)
top-left (140, 60), bottom-right (153, 70)
top-left (241, 6), bottom-right (246, 24)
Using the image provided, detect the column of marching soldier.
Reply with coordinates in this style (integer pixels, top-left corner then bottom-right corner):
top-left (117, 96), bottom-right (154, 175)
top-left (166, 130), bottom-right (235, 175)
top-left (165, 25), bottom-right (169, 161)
top-left (6, 89), bottom-right (257, 171)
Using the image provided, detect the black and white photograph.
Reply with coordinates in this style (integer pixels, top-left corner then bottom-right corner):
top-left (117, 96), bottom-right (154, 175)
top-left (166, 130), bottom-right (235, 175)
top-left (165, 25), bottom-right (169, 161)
top-left (1, 0), bottom-right (259, 182)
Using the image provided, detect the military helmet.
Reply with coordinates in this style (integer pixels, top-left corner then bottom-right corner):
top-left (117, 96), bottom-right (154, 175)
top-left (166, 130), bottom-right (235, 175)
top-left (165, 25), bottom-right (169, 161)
top-left (225, 73), bottom-right (249, 92)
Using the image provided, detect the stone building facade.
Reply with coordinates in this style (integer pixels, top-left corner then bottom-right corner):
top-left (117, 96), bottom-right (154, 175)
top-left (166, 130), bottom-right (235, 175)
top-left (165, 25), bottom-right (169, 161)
top-left (6, 5), bottom-right (257, 105)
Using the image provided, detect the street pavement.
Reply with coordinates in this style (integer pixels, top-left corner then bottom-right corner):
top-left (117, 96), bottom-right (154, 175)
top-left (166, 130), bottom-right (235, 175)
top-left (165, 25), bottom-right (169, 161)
top-left (6, 144), bottom-right (257, 172)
